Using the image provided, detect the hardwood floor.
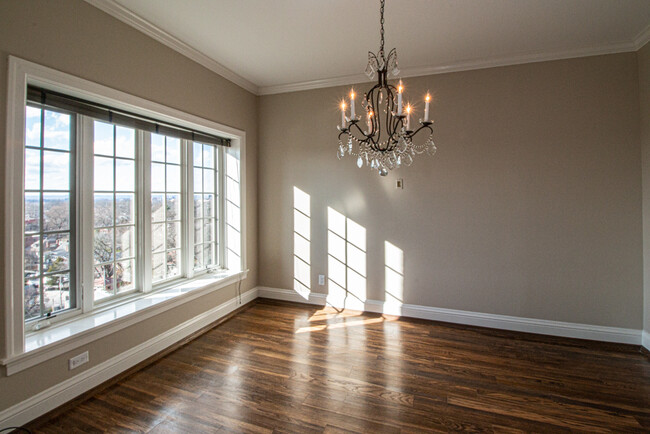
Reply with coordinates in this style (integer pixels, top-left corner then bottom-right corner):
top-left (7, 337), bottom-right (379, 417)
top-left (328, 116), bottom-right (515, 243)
top-left (30, 299), bottom-right (650, 433)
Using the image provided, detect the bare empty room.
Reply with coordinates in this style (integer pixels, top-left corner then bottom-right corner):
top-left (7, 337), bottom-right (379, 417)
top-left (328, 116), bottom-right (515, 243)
top-left (1, 0), bottom-right (650, 432)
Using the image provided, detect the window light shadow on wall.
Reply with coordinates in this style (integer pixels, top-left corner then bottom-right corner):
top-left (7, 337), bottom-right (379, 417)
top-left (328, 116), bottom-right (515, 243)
top-left (293, 187), bottom-right (311, 300)
top-left (384, 241), bottom-right (404, 315)
top-left (225, 152), bottom-right (241, 269)
top-left (327, 207), bottom-right (367, 310)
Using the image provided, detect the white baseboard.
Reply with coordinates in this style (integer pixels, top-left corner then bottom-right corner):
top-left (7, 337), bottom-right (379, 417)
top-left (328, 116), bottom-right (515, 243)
top-left (1, 285), bottom-right (643, 430)
top-left (0, 287), bottom-right (258, 430)
top-left (257, 286), bottom-right (642, 345)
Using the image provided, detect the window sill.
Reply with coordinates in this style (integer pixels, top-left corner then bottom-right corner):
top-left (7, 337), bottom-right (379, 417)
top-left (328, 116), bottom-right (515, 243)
top-left (1, 269), bottom-right (247, 376)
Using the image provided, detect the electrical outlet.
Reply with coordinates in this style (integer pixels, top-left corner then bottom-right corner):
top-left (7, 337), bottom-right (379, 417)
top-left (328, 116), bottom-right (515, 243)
top-left (396, 179), bottom-right (404, 189)
top-left (318, 274), bottom-right (325, 286)
top-left (69, 351), bottom-right (89, 370)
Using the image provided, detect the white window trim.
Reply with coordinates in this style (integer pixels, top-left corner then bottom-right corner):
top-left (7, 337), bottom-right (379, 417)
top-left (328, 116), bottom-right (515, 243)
top-left (2, 56), bottom-right (247, 367)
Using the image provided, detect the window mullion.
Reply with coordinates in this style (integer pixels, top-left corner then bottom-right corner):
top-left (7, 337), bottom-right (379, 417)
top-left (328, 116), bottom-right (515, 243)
top-left (79, 116), bottom-right (95, 313)
top-left (184, 140), bottom-right (194, 278)
top-left (140, 132), bottom-right (152, 292)
top-left (218, 146), bottom-right (226, 269)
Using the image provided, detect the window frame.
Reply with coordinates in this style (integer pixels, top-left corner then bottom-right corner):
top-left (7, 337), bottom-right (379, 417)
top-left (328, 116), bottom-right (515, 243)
top-left (3, 56), bottom-right (247, 361)
top-left (22, 104), bottom-right (79, 322)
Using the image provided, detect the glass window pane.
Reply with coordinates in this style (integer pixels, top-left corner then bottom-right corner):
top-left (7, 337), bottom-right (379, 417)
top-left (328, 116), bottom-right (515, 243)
top-left (94, 121), bottom-right (114, 156)
top-left (25, 192), bottom-right (40, 233)
top-left (25, 278), bottom-right (41, 320)
top-left (151, 134), bottom-right (165, 162)
top-left (152, 252), bottom-right (165, 282)
top-left (166, 137), bottom-right (181, 164)
top-left (151, 194), bottom-right (164, 222)
top-left (193, 168), bottom-right (203, 193)
top-left (43, 272), bottom-right (71, 313)
top-left (151, 163), bottom-right (165, 192)
top-left (167, 164), bottom-right (180, 192)
top-left (194, 244), bottom-right (203, 270)
top-left (25, 107), bottom-right (42, 148)
top-left (193, 142), bottom-right (202, 167)
top-left (203, 169), bottom-right (214, 193)
top-left (115, 226), bottom-right (135, 260)
top-left (167, 250), bottom-right (180, 277)
top-left (194, 219), bottom-right (202, 245)
top-left (115, 126), bottom-right (135, 158)
top-left (94, 264), bottom-right (114, 300)
top-left (167, 222), bottom-right (180, 249)
top-left (94, 193), bottom-right (113, 227)
top-left (43, 111), bottom-right (70, 151)
top-left (117, 260), bottom-right (134, 293)
top-left (115, 159), bottom-right (135, 191)
top-left (204, 243), bottom-right (215, 267)
top-left (94, 228), bottom-right (114, 264)
top-left (203, 220), bottom-right (214, 243)
top-left (203, 145), bottom-right (214, 168)
top-left (43, 232), bottom-right (70, 272)
top-left (43, 193), bottom-right (69, 232)
top-left (152, 223), bottom-right (165, 252)
top-left (24, 235), bottom-right (40, 276)
top-left (94, 156), bottom-right (114, 191)
top-left (166, 194), bottom-right (180, 220)
top-left (204, 194), bottom-right (214, 218)
top-left (193, 194), bottom-right (202, 219)
top-left (116, 193), bottom-right (135, 225)
top-left (43, 151), bottom-right (70, 191)
top-left (25, 148), bottom-right (41, 190)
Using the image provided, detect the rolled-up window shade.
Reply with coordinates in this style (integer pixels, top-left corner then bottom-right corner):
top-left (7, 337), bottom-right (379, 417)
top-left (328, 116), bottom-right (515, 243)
top-left (26, 86), bottom-right (230, 148)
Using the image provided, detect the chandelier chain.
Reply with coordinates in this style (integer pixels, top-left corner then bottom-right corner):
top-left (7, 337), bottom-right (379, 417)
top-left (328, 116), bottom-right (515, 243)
top-left (379, 0), bottom-right (385, 56)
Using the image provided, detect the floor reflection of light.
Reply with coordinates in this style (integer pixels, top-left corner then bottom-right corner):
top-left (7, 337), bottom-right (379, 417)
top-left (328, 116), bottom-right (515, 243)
top-left (385, 241), bottom-right (404, 315)
top-left (295, 317), bottom-right (391, 334)
top-left (293, 187), bottom-right (311, 299)
top-left (327, 207), bottom-right (367, 310)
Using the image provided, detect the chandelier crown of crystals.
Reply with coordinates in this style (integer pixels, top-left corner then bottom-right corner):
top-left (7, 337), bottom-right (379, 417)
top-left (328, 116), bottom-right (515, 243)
top-left (337, 0), bottom-right (437, 176)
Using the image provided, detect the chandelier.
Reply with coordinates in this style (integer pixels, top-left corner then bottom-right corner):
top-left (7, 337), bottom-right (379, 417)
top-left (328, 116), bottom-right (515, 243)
top-left (337, 0), bottom-right (436, 176)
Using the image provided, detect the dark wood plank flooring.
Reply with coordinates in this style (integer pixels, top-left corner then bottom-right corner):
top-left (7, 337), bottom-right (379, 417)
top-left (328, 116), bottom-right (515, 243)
top-left (31, 299), bottom-right (650, 433)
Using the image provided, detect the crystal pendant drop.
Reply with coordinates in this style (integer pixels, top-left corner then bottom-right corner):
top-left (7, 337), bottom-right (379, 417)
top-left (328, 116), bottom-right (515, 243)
top-left (357, 156), bottom-right (364, 168)
top-left (379, 167), bottom-right (388, 176)
top-left (347, 138), bottom-right (353, 153)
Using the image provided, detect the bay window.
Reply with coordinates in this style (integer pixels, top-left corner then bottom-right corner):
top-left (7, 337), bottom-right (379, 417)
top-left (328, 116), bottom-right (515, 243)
top-left (3, 57), bottom-right (246, 369)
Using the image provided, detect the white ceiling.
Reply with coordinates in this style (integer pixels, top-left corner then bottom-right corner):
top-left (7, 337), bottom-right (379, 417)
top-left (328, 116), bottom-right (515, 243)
top-left (91, 0), bottom-right (650, 94)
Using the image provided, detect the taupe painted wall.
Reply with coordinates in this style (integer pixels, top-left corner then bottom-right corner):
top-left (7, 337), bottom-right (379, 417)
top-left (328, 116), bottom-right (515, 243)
top-left (0, 0), bottom-right (258, 411)
top-left (259, 53), bottom-right (643, 329)
top-left (640, 42), bottom-right (650, 337)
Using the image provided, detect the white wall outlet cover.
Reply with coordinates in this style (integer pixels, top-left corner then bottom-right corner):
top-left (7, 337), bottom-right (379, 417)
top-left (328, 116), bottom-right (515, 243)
top-left (69, 351), bottom-right (89, 370)
top-left (318, 275), bottom-right (325, 286)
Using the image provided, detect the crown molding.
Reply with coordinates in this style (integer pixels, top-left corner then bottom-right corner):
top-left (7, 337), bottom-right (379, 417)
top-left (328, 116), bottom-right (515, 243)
top-left (83, 0), bottom-right (259, 95)
top-left (258, 40), bottom-right (638, 95)
top-left (634, 23), bottom-right (650, 50)
top-left (83, 0), bottom-right (648, 97)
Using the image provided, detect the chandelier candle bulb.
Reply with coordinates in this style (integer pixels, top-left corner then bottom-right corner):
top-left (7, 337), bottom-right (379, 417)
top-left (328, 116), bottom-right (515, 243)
top-left (350, 90), bottom-right (356, 119)
top-left (406, 104), bottom-right (411, 130)
top-left (424, 93), bottom-right (431, 122)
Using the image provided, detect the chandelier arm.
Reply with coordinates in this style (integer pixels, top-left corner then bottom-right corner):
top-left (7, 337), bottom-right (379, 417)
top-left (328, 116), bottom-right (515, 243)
top-left (405, 123), bottom-right (433, 139)
top-left (348, 121), bottom-right (371, 140)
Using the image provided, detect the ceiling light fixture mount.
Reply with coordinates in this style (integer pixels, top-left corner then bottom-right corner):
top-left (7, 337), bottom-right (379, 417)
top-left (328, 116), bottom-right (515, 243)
top-left (337, 0), bottom-right (437, 176)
